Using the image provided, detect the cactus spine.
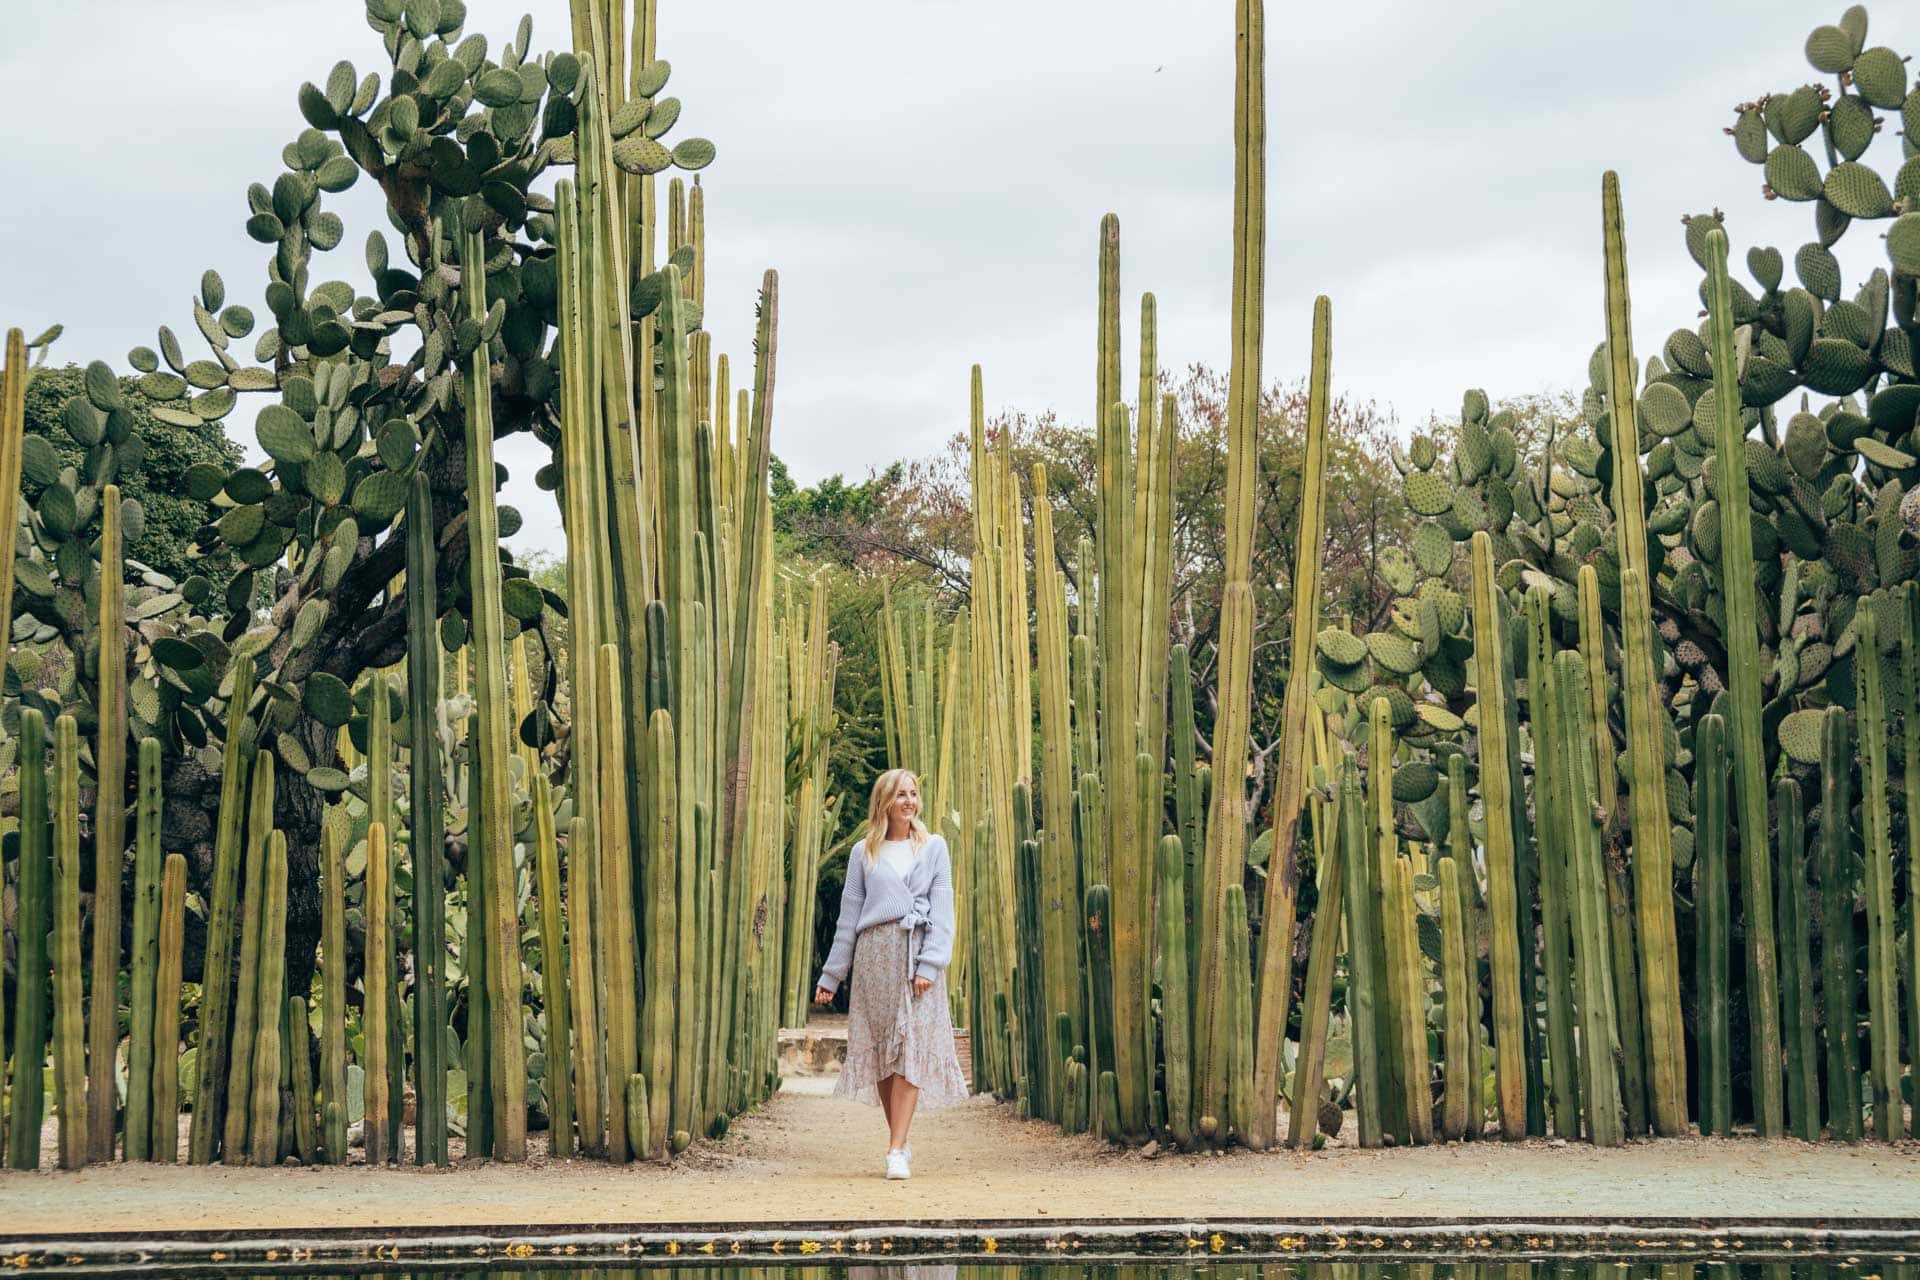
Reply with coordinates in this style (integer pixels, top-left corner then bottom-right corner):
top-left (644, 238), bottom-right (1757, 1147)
top-left (1197, 0), bottom-right (1266, 1141)
top-left (1703, 227), bottom-right (1784, 1134)
top-left (1471, 531), bottom-right (1526, 1139)
top-left (1819, 705), bottom-right (1861, 1141)
top-left (152, 853), bottom-right (187, 1163)
top-left (52, 714), bottom-right (85, 1170)
top-left (1855, 602), bottom-right (1900, 1142)
top-left (1251, 295), bottom-right (1332, 1149)
top-left (1600, 172), bottom-right (1686, 1136)
top-left (126, 737), bottom-right (163, 1161)
top-left (86, 482), bottom-right (126, 1161)
top-left (5, 708), bottom-right (49, 1169)
top-left (189, 656), bottom-right (255, 1163)
top-left (247, 832), bottom-right (287, 1168)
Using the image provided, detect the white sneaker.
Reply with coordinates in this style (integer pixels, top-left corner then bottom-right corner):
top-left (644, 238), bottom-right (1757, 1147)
top-left (886, 1148), bottom-right (911, 1180)
top-left (903, 1142), bottom-right (912, 1162)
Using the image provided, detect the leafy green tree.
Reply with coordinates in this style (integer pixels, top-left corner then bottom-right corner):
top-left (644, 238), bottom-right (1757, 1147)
top-left (21, 365), bottom-right (242, 587)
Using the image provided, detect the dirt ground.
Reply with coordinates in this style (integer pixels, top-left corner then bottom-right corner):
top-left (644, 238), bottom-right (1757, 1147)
top-left (2, 1077), bottom-right (1917, 1235)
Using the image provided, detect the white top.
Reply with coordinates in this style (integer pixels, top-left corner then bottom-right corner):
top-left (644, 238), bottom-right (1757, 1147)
top-left (875, 837), bottom-right (915, 880)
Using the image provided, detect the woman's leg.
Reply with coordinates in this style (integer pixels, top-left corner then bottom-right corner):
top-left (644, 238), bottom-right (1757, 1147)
top-left (887, 1078), bottom-right (921, 1151)
top-left (877, 1073), bottom-right (897, 1137)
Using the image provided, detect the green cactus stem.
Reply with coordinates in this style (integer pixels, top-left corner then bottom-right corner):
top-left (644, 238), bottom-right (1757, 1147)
top-left (320, 812), bottom-right (348, 1165)
top-left (1439, 853), bottom-right (1472, 1142)
top-left (1471, 532), bottom-right (1526, 1139)
top-left (1288, 772), bottom-right (1347, 1150)
top-left (222, 752), bottom-right (274, 1164)
top-left (1855, 602), bottom-right (1901, 1143)
top-left (565, 816), bottom-right (603, 1155)
top-left (288, 996), bottom-right (316, 1165)
top-left (151, 852), bottom-right (187, 1163)
top-left (364, 821), bottom-right (393, 1166)
top-left (1819, 705), bottom-right (1861, 1141)
top-left (1085, 882), bottom-right (1117, 1139)
top-left (52, 714), bottom-right (86, 1171)
top-left (1527, 589), bottom-right (1580, 1141)
top-left (1337, 750), bottom-right (1383, 1148)
top-left (534, 777), bottom-right (574, 1158)
top-left (86, 482), bottom-right (127, 1162)
top-left (1157, 834), bottom-right (1194, 1149)
top-left (1556, 651), bottom-right (1623, 1147)
top-left (1578, 565), bottom-right (1648, 1138)
top-left (1696, 713), bottom-right (1732, 1136)
top-left (126, 737), bottom-right (164, 1161)
top-left (464, 713), bottom-right (493, 1161)
top-left (1775, 779), bottom-right (1820, 1142)
top-left (1902, 583), bottom-right (1920, 1140)
top-left (1198, 0), bottom-right (1265, 1145)
top-left (1601, 173), bottom-right (1686, 1137)
top-left (1224, 879), bottom-right (1255, 1147)
top-left (600, 643), bottom-right (640, 1163)
top-left (367, 673), bottom-right (403, 1153)
top-left (405, 471), bottom-right (448, 1168)
top-left (1251, 295), bottom-right (1331, 1149)
top-left (247, 832), bottom-right (288, 1168)
top-left (189, 655), bottom-right (256, 1164)
top-left (1369, 697), bottom-right (1408, 1145)
top-left (6, 708), bottom-right (50, 1170)
top-left (1447, 753), bottom-right (1486, 1140)
top-left (643, 702), bottom-right (679, 1160)
top-left (1703, 226), bottom-right (1784, 1135)
top-left (0, 331), bottom-right (26, 688)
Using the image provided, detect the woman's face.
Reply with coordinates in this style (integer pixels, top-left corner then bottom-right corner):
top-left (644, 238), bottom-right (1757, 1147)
top-left (889, 777), bottom-right (921, 825)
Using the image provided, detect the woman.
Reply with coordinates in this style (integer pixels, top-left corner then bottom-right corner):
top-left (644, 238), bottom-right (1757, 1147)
top-left (814, 769), bottom-right (968, 1180)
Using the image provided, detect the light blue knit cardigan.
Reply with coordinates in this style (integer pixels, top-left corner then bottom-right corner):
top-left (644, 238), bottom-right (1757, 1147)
top-left (815, 834), bottom-right (955, 993)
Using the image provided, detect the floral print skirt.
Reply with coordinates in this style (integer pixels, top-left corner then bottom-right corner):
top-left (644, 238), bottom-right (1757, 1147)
top-left (833, 921), bottom-right (969, 1110)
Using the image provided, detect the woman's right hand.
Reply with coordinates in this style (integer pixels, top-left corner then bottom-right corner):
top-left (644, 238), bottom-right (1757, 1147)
top-left (813, 986), bottom-right (833, 1006)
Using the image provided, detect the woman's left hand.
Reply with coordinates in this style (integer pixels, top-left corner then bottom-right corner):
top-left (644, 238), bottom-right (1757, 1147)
top-left (911, 975), bottom-right (933, 996)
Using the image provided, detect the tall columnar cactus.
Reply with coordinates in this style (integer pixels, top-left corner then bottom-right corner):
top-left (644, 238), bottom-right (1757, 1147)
top-left (1470, 532), bottom-right (1526, 1139)
top-left (463, 714), bottom-right (493, 1161)
top-left (1288, 762), bottom-right (1347, 1150)
top-left (1775, 779), bottom-right (1820, 1142)
top-left (247, 832), bottom-right (288, 1168)
top-left (1855, 602), bottom-right (1901, 1142)
top-left (1157, 833), bottom-right (1194, 1148)
top-left (1555, 650), bottom-right (1623, 1148)
top-left (405, 471), bottom-right (448, 1167)
top-left (365, 819), bottom-right (393, 1166)
top-left (643, 703), bottom-right (679, 1160)
top-left (5, 708), bottom-right (49, 1170)
top-left (51, 714), bottom-right (86, 1171)
top-left (1819, 705), bottom-right (1861, 1141)
top-left (152, 852), bottom-right (187, 1163)
top-left (1438, 853), bottom-right (1471, 1143)
top-left (565, 817), bottom-right (603, 1155)
top-left (287, 996), bottom-right (316, 1165)
top-left (367, 672), bottom-right (403, 1151)
top-left (1222, 883), bottom-right (1254, 1146)
top-left (126, 737), bottom-right (164, 1161)
top-left (1447, 753), bottom-right (1486, 1140)
top-left (533, 777), bottom-right (574, 1158)
top-left (222, 752), bottom-right (274, 1164)
top-left (1903, 582), bottom-right (1920, 1141)
top-left (0, 330), bottom-right (27, 658)
top-left (1695, 714), bottom-right (1732, 1137)
top-left (189, 655), bottom-right (256, 1164)
top-left (1197, 0), bottom-right (1266, 1143)
top-left (319, 812), bottom-right (348, 1165)
top-left (87, 483), bottom-right (127, 1161)
top-left (1702, 226), bottom-right (1784, 1135)
top-left (1577, 565), bottom-right (1647, 1137)
top-left (1526, 589), bottom-right (1580, 1140)
top-left (460, 224), bottom-right (528, 1161)
top-left (1600, 172), bottom-right (1686, 1136)
top-left (1250, 295), bottom-right (1332, 1149)
top-left (1338, 751), bottom-right (1383, 1148)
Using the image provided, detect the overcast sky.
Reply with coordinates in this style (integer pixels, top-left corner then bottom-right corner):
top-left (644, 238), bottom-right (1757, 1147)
top-left (0, 0), bottom-right (1863, 555)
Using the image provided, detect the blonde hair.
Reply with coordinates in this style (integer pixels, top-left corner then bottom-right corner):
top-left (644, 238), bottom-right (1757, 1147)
top-left (863, 768), bottom-right (930, 862)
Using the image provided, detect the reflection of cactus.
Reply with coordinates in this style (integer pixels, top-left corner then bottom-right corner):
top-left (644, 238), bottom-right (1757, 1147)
top-left (52, 714), bottom-right (86, 1171)
top-left (5, 709), bottom-right (49, 1169)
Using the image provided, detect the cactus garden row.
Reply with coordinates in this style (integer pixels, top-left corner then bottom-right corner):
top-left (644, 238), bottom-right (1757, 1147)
top-left (892, 1), bottom-right (1920, 1149)
top-left (0, 0), bottom-right (838, 1167)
